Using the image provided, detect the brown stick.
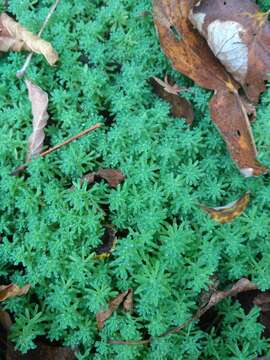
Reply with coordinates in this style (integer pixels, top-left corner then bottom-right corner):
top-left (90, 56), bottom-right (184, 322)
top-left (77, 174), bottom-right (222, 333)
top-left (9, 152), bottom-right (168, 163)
top-left (16, 0), bottom-right (61, 78)
top-left (39, 123), bottom-right (101, 157)
top-left (12, 123), bottom-right (101, 175)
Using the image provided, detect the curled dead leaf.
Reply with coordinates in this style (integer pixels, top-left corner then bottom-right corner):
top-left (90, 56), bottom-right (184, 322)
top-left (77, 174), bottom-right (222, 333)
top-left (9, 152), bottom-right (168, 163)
top-left (201, 191), bottom-right (251, 224)
top-left (96, 289), bottom-right (133, 330)
top-left (0, 284), bottom-right (30, 301)
top-left (25, 80), bottom-right (49, 161)
top-left (0, 13), bottom-right (58, 65)
top-left (150, 75), bottom-right (194, 124)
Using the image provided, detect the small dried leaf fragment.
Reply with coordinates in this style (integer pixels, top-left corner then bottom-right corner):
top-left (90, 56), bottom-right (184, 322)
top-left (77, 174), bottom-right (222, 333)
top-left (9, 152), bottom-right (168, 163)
top-left (25, 80), bottom-right (49, 161)
top-left (0, 284), bottom-right (30, 301)
top-left (150, 76), bottom-right (194, 124)
top-left (81, 169), bottom-right (125, 188)
top-left (0, 13), bottom-right (58, 65)
top-left (96, 289), bottom-right (133, 330)
top-left (201, 191), bottom-right (251, 224)
top-left (95, 225), bottom-right (117, 260)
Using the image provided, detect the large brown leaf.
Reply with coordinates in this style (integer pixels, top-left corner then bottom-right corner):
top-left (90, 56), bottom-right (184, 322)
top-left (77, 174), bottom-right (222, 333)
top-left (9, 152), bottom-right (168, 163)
top-left (0, 13), bottom-right (58, 65)
top-left (189, 0), bottom-right (270, 103)
top-left (153, 0), bottom-right (268, 176)
top-left (153, 0), bottom-right (231, 90)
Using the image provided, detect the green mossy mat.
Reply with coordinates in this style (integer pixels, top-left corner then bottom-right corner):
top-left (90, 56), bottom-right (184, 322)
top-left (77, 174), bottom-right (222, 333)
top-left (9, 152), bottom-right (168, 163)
top-left (1, 0), bottom-right (270, 358)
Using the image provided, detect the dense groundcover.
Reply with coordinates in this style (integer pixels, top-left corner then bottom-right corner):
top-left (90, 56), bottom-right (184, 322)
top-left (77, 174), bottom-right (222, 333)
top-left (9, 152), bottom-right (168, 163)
top-left (2, 0), bottom-right (270, 358)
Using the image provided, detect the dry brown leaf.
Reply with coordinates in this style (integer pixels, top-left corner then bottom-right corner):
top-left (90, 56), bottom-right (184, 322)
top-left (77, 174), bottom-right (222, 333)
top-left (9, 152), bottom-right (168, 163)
top-left (150, 76), bottom-right (194, 124)
top-left (153, 0), bottom-right (268, 176)
top-left (153, 0), bottom-right (231, 90)
top-left (189, 0), bottom-right (270, 103)
top-left (0, 13), bottom-right (58, 65)
top-left (96, 169), bottom-right (125, 188)
top-left (81, 169), bottom-right (125, 188)
top-left (25, 80), bottom-right (49, 161)
top-left (210, 90), bottom-right (267, 177)
top-left (96, 289), bottom-right (133, 330)
top-left (0, 284), bottom-right (30, 301)
top-left (201, 191), bottom-right (251, 224)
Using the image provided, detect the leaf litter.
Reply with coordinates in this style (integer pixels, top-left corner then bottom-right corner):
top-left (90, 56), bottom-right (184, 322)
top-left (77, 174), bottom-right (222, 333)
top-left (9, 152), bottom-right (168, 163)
top-left (153, 0), bottom-right (270, 177)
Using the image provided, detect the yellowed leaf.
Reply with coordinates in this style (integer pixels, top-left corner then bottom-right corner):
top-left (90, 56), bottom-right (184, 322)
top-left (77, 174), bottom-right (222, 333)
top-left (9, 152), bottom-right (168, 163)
top-left (201, 191), bottom-right (251, 224)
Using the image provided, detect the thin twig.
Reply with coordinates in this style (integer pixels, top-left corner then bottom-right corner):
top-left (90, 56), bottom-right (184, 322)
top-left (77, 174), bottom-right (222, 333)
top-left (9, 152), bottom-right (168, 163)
top-left (39, 123), bottom-right (101, 157)
top-left (16, 0), bottom-right (61, 78)
top-left (12, 123), bottom-right (101, 175)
